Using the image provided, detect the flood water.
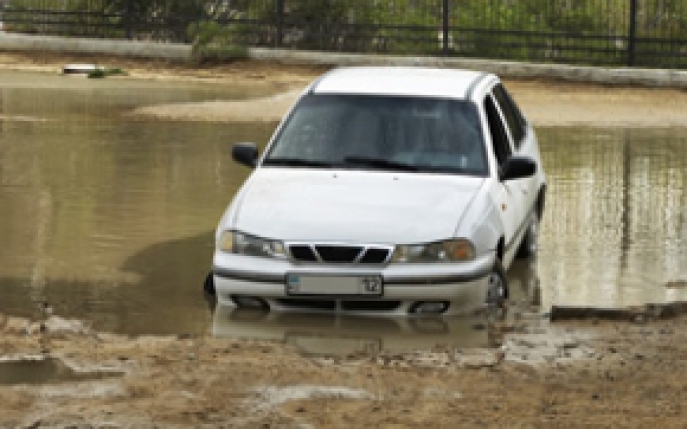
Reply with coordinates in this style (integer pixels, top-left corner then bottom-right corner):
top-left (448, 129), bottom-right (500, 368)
top-left (0, 70), bottom-right (276, 335)
top-left (538, 127), bottom-right (687, 310)
top-left (0, 357), bottom-right (122, 385)
top-left (1, 71), bottom-right (686, 343)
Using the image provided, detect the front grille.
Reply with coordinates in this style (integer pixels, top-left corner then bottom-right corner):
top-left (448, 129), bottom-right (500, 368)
top-left (276, 299), bottom-right (402, 313)
top-left (289, 245), bottom-right (318, 262)
top-left (359, 248), bottom-right (390, 264)
top-left (315, 245), bottom-right (362, 262)
top-left (277, 299), bottom-right (337, 311)
top-left (341, 300), bottom-right (402, 312)
top-left (288, 244), bottom-right (392, 264)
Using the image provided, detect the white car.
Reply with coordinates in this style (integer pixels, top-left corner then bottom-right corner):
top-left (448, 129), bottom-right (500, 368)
top-left (210, 67), bottom-right (546, 316)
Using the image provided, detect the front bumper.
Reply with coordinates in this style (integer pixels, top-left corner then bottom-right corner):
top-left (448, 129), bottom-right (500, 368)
top-left (212, 252), bottom-right (496, 316)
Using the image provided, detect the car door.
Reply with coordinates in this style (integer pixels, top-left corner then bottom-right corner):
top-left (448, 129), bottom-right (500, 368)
top-left (483, 93), bottom-right (527, 266)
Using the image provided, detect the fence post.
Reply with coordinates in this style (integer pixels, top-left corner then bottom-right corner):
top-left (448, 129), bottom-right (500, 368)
top-left (123, 0), bottom-right (133, 40)
top-left (442, 0), bottom-right (450, 56)
top-left (276, 0), bottom-right (284, 48)
top-left (627, 0), bottom-right (638, 66)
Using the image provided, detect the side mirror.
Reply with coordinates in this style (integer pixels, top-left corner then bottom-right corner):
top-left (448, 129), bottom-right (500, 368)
top-left (232, 142), bottom-right (259, 168)
top-left (499, 156), bottom-right (536, 181)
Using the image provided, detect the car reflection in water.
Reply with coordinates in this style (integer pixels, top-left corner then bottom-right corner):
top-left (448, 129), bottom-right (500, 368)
top-left (210, 259), bottom-right (541, 357)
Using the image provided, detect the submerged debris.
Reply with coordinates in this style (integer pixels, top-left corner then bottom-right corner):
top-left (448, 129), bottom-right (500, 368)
top-left (87, 67), bottom-right (127, 79)
top-left (550, 302), bottom-right (687, 321)
top-left (665, 280), bottom-right (687, 288)
top-left (61, 63), bottom-right (127, 78)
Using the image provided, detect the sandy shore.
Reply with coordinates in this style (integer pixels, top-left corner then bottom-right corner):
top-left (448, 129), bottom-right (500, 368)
top-left (3, 50), bottom-right (687, 127)
top-left (131, 79), bottom-right (687, 128)
top-left (2, 50), bottom-right (687, 428)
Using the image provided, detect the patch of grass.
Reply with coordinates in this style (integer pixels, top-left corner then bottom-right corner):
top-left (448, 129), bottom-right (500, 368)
top-left (190, 45), bottom-right (249, 65)
top-left (87, 67), bottom-right (127, 79)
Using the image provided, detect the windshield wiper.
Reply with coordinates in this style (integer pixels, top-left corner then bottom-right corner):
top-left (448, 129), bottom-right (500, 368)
top-left (343, 156), bottom-right (418, 172)
top-left (262, 157), bottom-right (337, 168)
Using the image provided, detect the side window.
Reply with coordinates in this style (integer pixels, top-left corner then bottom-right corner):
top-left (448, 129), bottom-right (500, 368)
top-left (492, 84), bottom-right (527, 150)
top-left (484, 95), bottom-right (512, 167)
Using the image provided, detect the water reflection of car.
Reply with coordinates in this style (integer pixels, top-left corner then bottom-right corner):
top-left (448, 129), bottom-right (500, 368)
top-left (212, 260), bottom-right (542, 356)
top-left (212, 305), bottom-right (499, 356)
top-left (507, 258), bottom-right (542, 308)
top-left (211, 67), bottom-right (546, 316)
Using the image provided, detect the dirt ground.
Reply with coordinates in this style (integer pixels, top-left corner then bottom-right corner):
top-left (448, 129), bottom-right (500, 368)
top-left (2, 50), bottom-right (687, 428)
top-left (4, 309), bottom-right (687, 428)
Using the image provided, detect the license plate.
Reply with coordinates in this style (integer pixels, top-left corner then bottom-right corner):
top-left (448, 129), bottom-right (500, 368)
top-left (285, 274), bottom-right (383, 296)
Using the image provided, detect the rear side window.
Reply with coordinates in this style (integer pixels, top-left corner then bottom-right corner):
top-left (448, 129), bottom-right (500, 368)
top-left (484, 95), bottom-right (512, 167)
top-left (492, 84), bottom-right (527, 149)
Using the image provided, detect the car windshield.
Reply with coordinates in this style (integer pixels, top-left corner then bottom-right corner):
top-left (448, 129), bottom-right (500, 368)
top-left (263, 94), bottom-right (488, 176)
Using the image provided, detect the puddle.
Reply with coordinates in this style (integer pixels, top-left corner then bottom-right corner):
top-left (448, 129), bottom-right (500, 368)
top-left (538, 127), bottom-right (687, 311)
top-left (212, 306), bottom-right (502, 356)
top-left (0, 357), bottom-right (123, 386)
top-left (0, 69), bottom-right (685, 337)
top-left (211, 259), bottom-right (545, 357)
top-left (0, 69), bottom-right (276, 335)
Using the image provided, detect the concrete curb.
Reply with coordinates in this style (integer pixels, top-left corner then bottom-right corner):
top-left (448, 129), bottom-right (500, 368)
top-left (249, 48), bottom-right (687, 88)
top-left (0, 32), bottom-right (191, 61)
top-left (1, 33), bottom-right (686, 88)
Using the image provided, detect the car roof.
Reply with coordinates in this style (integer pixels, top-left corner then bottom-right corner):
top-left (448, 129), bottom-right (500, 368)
top-left (310, 67), bottom-right (495, 101)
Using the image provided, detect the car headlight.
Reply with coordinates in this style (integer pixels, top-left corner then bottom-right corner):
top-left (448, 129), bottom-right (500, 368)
top-left (219, 231), bottom-right (287, 259)
top-left (390, 239), bottom-right (475, 263)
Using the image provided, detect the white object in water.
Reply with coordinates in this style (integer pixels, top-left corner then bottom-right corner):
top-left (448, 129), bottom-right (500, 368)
top-left (62, 64), bottom-right (103, 75)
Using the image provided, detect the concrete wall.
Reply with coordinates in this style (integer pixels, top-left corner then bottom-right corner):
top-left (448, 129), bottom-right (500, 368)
top-left (250, 48), bottom-right (687, 89)
top-left (0, 33), bottom-right (191, 61)
top-left (1, 32), bottom-right (687, 88)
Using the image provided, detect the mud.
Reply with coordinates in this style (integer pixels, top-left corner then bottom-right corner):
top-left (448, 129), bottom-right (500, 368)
top-left (2, 51), bottom-right (687, 427)
top-left (131, 81), bottom-right (687, 127)
top-left (3, 310), bottom-right (687, 428)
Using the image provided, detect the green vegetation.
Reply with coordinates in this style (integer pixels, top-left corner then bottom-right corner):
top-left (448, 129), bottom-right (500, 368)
top-left (3, 0), bottom-right (687, 68)
top-left (187, 21), bottom-right (248, 63)
top-left (4, 0), bottom-right (115, 36)
top-left (249, 0), bottom-right (385, 51)
top-left (87, 67), bottom-right (127, 78)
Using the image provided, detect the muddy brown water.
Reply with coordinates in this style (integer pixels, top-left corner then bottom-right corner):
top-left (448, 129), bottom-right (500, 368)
top-left (0, 357), bottom-right (122, 385)
top-left (1, 71), bottom-right (686, 346)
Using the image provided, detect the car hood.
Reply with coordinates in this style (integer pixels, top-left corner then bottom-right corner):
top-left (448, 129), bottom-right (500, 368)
top-left (227, 168), bottom-right (485, 244)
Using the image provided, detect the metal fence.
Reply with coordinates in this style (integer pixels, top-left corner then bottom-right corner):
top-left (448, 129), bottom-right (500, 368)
top-left (1, 0), bottom-right (686, 68)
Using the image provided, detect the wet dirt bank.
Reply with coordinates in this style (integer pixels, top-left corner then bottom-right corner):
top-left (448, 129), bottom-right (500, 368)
top-left (3, 50), bottom-right (687, 127)
top-left (3, 310), bottom-right (687, 428)
top-left (132, 80), bottom-right (687, 127)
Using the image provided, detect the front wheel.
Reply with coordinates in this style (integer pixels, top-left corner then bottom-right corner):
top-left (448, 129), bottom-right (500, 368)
top-left (486, 260), bottom-right (508, 307)
top-left (516, 213), bottom-right (539, 259)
